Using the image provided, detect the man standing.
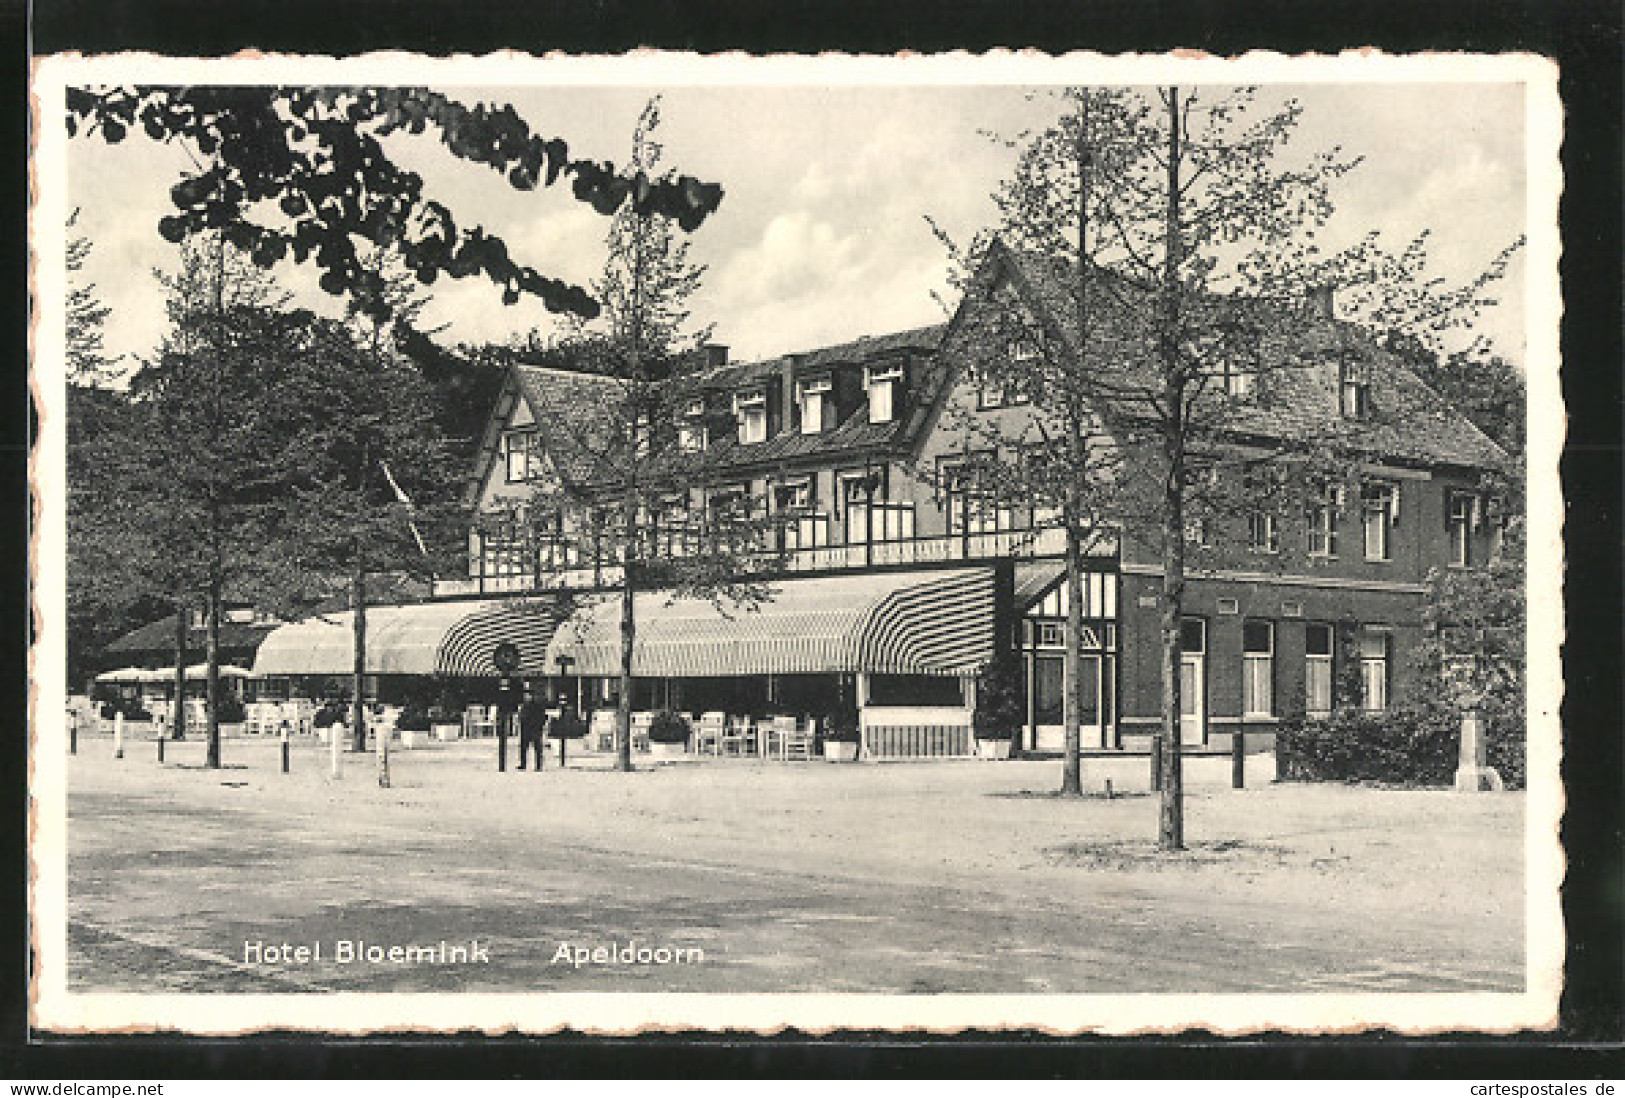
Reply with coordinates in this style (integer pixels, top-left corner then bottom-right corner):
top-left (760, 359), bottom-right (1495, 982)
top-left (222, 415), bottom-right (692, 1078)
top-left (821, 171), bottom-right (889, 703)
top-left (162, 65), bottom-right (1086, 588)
top-left (517, 685), bottom-right (548, 771)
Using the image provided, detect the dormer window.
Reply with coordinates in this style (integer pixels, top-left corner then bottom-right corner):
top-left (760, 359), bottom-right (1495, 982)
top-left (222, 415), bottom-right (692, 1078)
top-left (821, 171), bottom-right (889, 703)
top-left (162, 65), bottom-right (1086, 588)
top-left (503, 429), bottom-right (538, 482)
top-left (797, 375), bottom-right (832, 435)
top-left (865, 364), bottom-right (903, 424)
top-left (1340, 362), bottom-right (1372, 419)
top-left (733, 388), bottom-right (768, 445)
top-left (678, 399), bottom-right (708, 453)
top-left (633, 412), bottom-right (652, 459)
top-left (1225, 360), bottom-right (1257, 400)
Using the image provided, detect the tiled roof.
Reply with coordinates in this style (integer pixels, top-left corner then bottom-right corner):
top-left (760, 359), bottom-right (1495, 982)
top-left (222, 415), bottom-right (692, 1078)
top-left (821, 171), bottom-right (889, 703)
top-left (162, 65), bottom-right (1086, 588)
top-left (700, 325), bottom-right (947, 390)
top-left (997, 244), bottom-right (1509, 471)
top-left (512, 364), bottom-right (625, 484)
top-left (106, 616), bottom-right (277, 657)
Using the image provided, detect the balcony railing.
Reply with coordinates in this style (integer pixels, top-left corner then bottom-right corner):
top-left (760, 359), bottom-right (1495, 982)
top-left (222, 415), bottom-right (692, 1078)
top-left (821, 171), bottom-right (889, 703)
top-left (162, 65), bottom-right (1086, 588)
top-left (433, 525), bottom-right (1107, 599)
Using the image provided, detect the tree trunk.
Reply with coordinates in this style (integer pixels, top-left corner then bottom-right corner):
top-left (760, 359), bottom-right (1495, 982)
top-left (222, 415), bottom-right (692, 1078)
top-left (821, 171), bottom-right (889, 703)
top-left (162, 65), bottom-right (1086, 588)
top-left (615, 549), bottom-right (636, 774)
top-left (1060, 522), bottom-right (1085, 796)
top-left (171, 600), bottom-right (187, 740)
top-left (204, 579), bottom-right (221, 768)
top-left (1157, 86), bottom-right (1187, 852)
top-left (352, 565), bottom-right (369, 756)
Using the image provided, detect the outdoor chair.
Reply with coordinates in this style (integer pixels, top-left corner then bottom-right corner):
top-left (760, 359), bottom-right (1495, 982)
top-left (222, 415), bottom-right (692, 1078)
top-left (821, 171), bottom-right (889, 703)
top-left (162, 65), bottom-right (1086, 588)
top-left (784, 716), bottom-right (816, 761)
top-left (630, 711), bottom-right (653, 753)
top-left (695, 712), bottom-right (726, 756)
top-left (722, 714), bottom-right (756, 757)
top-left (465, 704), bottom-right (498, 739)
top-left (589, 709), bottom-right (618, 752)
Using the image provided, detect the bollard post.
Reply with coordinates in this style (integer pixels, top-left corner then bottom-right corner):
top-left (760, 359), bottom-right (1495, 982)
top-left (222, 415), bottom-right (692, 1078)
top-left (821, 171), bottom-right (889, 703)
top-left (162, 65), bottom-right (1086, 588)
top-left (69, 712), bottom-right (77, 755)
top-left (157, 733), bottom-right (165, 764)
top-left (1150, 733), bottom-right (1163, 792)
top-left (1104, 777), bottom-right (1114, 800)
top-left (280, 724), bottom-right (290, 774)
top-left (113, 712), bottom-right (125, 760)
top-left (498, 713), bottom-right (508, 772)
top-left (1231, 730), bottom-right (1246, 789)
top-left (558, 733), bottom-right (567, 769)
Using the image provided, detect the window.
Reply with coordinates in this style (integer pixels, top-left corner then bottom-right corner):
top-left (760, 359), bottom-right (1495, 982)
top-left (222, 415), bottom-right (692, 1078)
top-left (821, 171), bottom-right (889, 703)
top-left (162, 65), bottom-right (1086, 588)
top-left (1359, 630), bottom-right (1390, 712)
top-left (1181, 617), bottom-right (1206, 654)
top-left (1448, 493), bottom-right (1476, 568)
top-left (866, 364), bottom-right (902, 424)
top-left (677, 399), bottom-right (707, 452)
top-left (1306, 483), bottom-right (1342, 558)
top-left (1242, 620), bottom-right (1274, 717)
top-left (1223, 359), bottom-right (1257, 400)
top-left (945, 466), bottom-right (1016, 535)
top-left (797, 376), bottom-right (831, 434)
top-left (1340, 364), bottom-right (1372, 419)
top-left (1305, 623), bottom-right (1334, 718)
top-left (503, 430), bottom-right (537, 482)
top-left (844, 473), bottom-right (912, 544)
top-left (734, 389), bottom-right (768, 444)
top-left (1363, 483), bottom-right (1394, 561)
top-left (1248, 511), bottom-right (1280, 553)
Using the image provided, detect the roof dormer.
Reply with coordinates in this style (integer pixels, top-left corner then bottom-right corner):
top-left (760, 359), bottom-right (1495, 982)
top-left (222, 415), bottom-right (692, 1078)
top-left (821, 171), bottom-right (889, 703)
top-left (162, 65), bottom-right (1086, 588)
top-left (864, 361), bottom-right (904, 425)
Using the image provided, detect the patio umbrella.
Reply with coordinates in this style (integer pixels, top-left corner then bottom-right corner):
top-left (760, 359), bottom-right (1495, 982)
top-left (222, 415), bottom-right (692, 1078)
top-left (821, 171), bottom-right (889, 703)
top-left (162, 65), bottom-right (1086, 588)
top-left (94, 667), bottom-right (149, 684)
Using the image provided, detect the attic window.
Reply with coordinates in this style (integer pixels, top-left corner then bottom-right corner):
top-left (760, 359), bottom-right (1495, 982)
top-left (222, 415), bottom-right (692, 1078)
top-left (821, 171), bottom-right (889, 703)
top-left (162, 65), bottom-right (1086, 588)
top-left (733, 388), bottom-right (768, 445)
top-left (503, 429), bottom-right (538, 482)
top-left (678, 399), bottom-right (708, 452)
top-left (1224, 360), bottom-right (1257, 400)
top-left (1340, 363), bottom-right (1372, 419)
top-left (865, 364), bottom-right (903, 424)
top-left (797, 376), bottom-right (832, 435)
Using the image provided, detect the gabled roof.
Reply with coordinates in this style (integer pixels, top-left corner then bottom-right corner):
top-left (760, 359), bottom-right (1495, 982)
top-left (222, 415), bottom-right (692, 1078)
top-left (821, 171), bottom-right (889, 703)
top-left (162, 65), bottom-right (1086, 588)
top-left (976, 241), bottom-right (1509, 472)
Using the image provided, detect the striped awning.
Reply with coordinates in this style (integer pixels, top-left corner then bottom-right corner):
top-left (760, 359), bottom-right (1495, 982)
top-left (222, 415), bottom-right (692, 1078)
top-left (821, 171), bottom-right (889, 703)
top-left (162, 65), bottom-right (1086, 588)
top-left (544, 568), bottom-right (995, 678)
top-left (252, 599), bottom-right (568, 678)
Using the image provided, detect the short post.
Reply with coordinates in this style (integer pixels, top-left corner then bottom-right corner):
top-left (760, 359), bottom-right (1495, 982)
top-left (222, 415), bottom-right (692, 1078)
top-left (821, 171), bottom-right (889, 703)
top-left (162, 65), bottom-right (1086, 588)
top-left (1454, 708), bottom-right (1504, 792)
top-left (330, 718), bottom-right (342, 779)
top-left (113, 711), bottom-right (125, 760)
top-left (498, 712), bottom-right (508, 772)
top-left (1150, 733), bottom-right (1163, 792)
top-left (69, 712), bottom-right (77, 755)
top-left (157, 732), bottom-right (165, 764)
top-left (280, 723), bottom-right (291, 774)
top-left (1231, 730), bottom-right (1246, 789)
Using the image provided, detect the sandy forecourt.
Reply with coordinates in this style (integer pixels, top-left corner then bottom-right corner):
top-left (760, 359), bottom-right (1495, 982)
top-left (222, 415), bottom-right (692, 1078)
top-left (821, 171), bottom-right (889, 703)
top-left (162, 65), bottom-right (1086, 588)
top-left (61, 735), bottom-right (1523, 995)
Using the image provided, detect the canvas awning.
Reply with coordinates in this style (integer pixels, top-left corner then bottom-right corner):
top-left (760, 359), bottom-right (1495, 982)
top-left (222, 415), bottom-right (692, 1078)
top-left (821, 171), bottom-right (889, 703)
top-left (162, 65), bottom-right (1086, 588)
top-left (94, 666), bottom-right (150, 684)
top-left (253, 599), bottom-right (568, 678)
top-left (543, 568), bottom-right (996, 679)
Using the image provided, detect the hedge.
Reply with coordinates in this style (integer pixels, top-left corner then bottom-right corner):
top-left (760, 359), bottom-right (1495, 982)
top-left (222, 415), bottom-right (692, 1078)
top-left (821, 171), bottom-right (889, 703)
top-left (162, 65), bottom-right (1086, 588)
top-left (1276, 702), bottom-right (1525, 789)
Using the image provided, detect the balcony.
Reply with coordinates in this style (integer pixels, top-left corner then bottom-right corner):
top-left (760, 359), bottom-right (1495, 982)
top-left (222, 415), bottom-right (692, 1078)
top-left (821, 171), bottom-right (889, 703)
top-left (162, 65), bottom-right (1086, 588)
top-left (432, 525), bottom-right (1107, 599)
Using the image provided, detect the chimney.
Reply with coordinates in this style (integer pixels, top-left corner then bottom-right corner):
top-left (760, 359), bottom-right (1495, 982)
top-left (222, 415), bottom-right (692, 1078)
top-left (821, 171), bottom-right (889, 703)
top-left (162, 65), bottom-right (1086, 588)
top-left (703, 343), bottom-right (729, 369)
top-left (1308, 286), bottom-right (1336, 319)
top-left (781, 355), bottom-right (802, 435)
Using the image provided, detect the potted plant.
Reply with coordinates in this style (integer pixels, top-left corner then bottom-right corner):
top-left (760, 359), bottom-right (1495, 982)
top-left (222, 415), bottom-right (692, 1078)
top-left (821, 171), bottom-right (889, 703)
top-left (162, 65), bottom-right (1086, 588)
top-left (216, 695), bottom-right (247, 739)
top-left (430, 691), bottom-right (463, 742)
top-left (647, 710), bottom-right (690, 759)
top-left (397, 703), bottom-right (431, 749)
top-left (821, 691), bottom-right (861, 762)
top-left (313, 701), bottom-right (344, 744)
top-left (972, 657), bottom-right (1023, 760)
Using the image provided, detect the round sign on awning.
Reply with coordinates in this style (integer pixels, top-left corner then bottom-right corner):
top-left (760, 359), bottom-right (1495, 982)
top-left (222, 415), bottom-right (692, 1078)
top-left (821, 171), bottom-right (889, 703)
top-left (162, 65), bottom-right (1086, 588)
top-left (492, 642), bottom-right (521, 675)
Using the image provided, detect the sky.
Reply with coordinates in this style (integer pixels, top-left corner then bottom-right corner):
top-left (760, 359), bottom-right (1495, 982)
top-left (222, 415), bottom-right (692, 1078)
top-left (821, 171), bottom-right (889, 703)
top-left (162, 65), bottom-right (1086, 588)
top-left (64, 81), bottom-right (1528, 373)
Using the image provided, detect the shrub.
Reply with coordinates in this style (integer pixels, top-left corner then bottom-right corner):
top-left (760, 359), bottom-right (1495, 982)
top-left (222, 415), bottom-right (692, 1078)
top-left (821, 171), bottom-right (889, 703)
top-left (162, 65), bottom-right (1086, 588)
top-left (972, 657), bottom-right (1023, 741)
top-left (551, 709), bottom-right (587, 739)
top-left (647, 710), bottom-right (690, 744)
top-left (216, 696), bottom-right (246, 724)
top-left (312, 701), bottom-right (345, 729)
top-left (1276, 700), bottom-right (1525, 789)
top-left (396, 704), bottom-right (432, 732)
top-left (101, 699), bottom-right (153, 721)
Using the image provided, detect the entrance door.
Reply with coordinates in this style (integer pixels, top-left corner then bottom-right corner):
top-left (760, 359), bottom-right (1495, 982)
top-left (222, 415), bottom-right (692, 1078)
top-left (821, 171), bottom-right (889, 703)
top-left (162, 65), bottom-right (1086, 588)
top-left (1179, 618), bottom-right (1207, 745)
top-left (1029, 653), bottom-right (1107, 751)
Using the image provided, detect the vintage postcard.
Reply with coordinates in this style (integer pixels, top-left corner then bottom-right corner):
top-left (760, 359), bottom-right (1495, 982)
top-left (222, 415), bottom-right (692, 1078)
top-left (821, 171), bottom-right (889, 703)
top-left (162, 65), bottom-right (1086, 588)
top-left (29, 49), bottom-right (1564, 1035)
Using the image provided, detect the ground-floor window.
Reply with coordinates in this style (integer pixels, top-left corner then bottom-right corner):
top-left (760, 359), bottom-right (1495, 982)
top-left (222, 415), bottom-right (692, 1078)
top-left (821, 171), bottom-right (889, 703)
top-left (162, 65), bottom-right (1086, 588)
top-left (866, 674), bottom-right (964, 708)
top-left (1242, 620), bottom-right (1274, 717)
top-left (1305, 623), bottom-right (1334, 717)
top-left (1359, 629), bottom-right (1391, 712)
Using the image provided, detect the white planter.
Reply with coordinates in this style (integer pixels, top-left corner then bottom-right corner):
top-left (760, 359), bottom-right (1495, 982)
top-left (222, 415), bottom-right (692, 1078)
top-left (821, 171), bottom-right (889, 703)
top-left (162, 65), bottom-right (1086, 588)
top-left (432, 723), bottom-right (461, 742)
top-left (400, 730), bottom-right (420, 749)
top-left (823, 740), bottom-right (859, 762)
top-left (975, 737), bottom-right (1013, 760)
top-left (649, 740), bottom-right (687, 759)
top-left (220, 722), bottom-right (246, 739)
